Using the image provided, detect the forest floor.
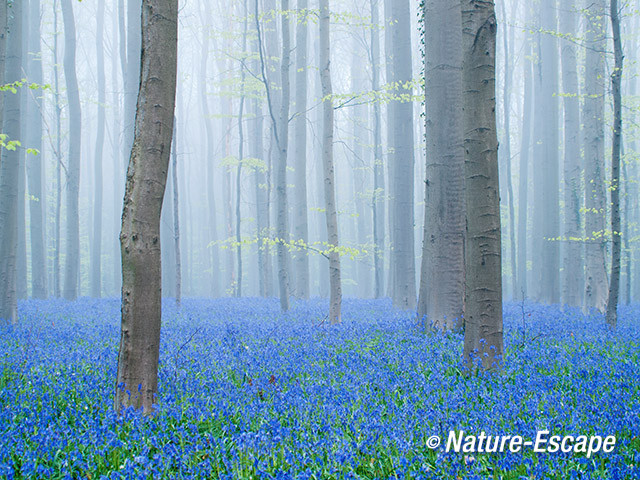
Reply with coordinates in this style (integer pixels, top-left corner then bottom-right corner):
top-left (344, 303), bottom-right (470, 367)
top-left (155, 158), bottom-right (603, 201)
top-left (0, 297), bottom-right (638, 479)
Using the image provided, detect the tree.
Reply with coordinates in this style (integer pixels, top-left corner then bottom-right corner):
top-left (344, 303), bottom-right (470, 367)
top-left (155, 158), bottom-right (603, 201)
top-left (606, 0), bottom-right (623, 328)
top-left (417, 0), bottom-right (464, 331)
top-left (388, 0), bottom-right (416, 309)
top-left (293, 0), bottom-right (310, 299)
top-left (517, 3), bottom-right (534, 299)
top-left (532, 0), bottom-right (560, 304)
top-left (583, 0), bottom-right (608, 313)
top-left (61, 0), bottom-right (82, 301)
top-left (559, 1), bottom-right (583, 307)
top-left (26, 0), bottom-right (48, 299)
top-left (91, 0), bottom-right (106, 298)
top-left (370, 0), bottom-right (384, 298)
top-left (0, 0), bottom-right (23, 322)
top-left (115, 0), bottom-right (178, 414)
top-left (461, 0), bottom-right (503, 369)
top-left (319, 0), bottom-right (341, 324)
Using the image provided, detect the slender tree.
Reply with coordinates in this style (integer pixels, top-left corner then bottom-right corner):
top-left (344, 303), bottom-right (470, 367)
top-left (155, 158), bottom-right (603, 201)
top-left (91, 0), bottom-right (106, 298)
top-left (0, 0), bottom-right (23, 322)
top-left (235, 0), bottom-right (248, 298)
top-left (26, 0), bottom-right (47, 299)
top-left (606, 0), bottom-right (623, 328)
top-left (461, 0), bottom-right (503, 369)
top-left (370, 0), bottom-right (384, 298)
top-left (418, 0), bottom-right (465, 331)
top-left (53, 0), bottom-right (62, 298)
top-left (319, 0), bottom-right (341, 323)
top-left (61, 0), bottom-right (81, 301)
top-left (172, 120), bottom-right (182, 306)
top-left (559, 1), bottom-right (583, 307)
top-left (389, 0), bottom-right (416, 309)
top-left (583, 0), bottom-right (608, 313)
top-left (293, 0), bottom-right (310, 299)
top-left (115, 0), bottom-right (178, 414)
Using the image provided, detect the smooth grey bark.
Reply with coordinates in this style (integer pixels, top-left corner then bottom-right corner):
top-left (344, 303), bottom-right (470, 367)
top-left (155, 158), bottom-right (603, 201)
top-left (606, 0), bottom-right (623, 328)
top-left (351, 36), bottom-right (370, 299)
top-left (0, 0), bottom-right (23, 322)
top-left (461, 0), bottom-right (503, 369)
top-left (319, 0), bottom-right (341, 323)
top-left (499, 0), bottom-right (517, 300)
top-left (53, 0), bottom-right (62, 298)
top-left (0, 1), bottom-right (5, 118)
top-left (111, 0), bottom-right (122, 295)
top-left (559, 1), bottom-right (583, 307)
top-left (256, 0), bottom-right (290, 309)
top-left (275, 0), bottom-right (291, 311)
top-left (91, 0), bottom-right (106, 298)
top-left (517, 6), bottom-right (533, 300)
top-left (61, 0), bottom-right (81, 301)
top-left (172, 120), bottom-right (181, 306)
top-left (370, 0), bottom-right (384, 298)
top-left (199, 1), bottom-right (220, 297)
top-left (417, 0), bottom-right (464, 331)
top-left (26, 0), bottom-right (47, 299)
top-left (293, 0), bottom-right (310, 299)
top-left (389, 0), bottom-right (416, 309)
top-left (532, 0), bottom-right (560, 304)
top-left (383, 0), bottom-right (394, 300)
top-left (583, 0), bottom-right (608, 313)
top-left (250, 34), bottom-right (271, 298)
top-left (115, 0), bottom-right (178, 414)
top-left (235, 0), bottom-right (248, 298)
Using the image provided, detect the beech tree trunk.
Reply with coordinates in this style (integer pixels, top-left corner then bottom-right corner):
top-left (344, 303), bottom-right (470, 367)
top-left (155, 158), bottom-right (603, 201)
top-left (461, 0), bottom-right (503, 369)
top-left (370, 0), bottom-right (384, 299)
top-left (583, 0), bottom-right (608, 313)
top-left (26, 0), bottom-right (47, 299)
top-left (293, 0), bottom-right (310, 299)
top-left (115, 0), bottom-right (178, 414)
top-left (560, 1), bottom-right (583, 307)
top-left (389, 0), bottom-right (416, 309)
top-left (91, 0), bottom-right (106, 298)
top-left (61, 0), bottom-right (81, 301)
top-left (418, 0), bottom-right (464, 331)
top-left (606, 0), bottom-right (623, 328)
top-left (319, 0), bottom-right (342, 324)
top-left (0, 0), bottom-right (22, 322)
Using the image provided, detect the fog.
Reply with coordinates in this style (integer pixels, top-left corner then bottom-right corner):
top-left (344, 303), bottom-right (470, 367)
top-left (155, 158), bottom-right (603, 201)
top-left (2, 0), bottom-right (636, 313)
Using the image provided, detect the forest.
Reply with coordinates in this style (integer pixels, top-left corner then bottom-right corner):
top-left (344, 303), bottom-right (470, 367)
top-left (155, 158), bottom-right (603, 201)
top-left (0, 0), bottom-right (639, 478)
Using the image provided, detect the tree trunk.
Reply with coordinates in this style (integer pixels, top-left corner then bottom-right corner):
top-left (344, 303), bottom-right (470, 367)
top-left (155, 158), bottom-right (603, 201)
top-left (115, 0), bottom-right (178, 414)
top-left (583, 0), bottom-right (608, 313)
top-left (26, 0), bottom-right (47, 299)
top-left (606, 0), bottom-right (623, 328)
top-left (461, 0), bottom-right (503, 369)
top-left (199, 2), bottom-right (220, 297)
top-left (0, 0), bottom-right (22, 322)
top-left (389, 0), bottom-right (416, 309)
top-left (499, 0), bottom-right (517, 300)
top-left (319, 0), bottom-right (341, 323)
top-left (293, 0), bottom-right (310, 299)
top-left (91, 0), bottom-right (106, 298)
top-left (61, 0), bottom-right (81, 301)
top-left (275, 0), bottom-right (291, 311)
top-left (172, 120), bottom-right (181, 306)
top-left (235, 0), bottom-right (248, 298)
top-left (559, 1), bottom-right (583, 307)
top-left (371, 0), bottom-right (384, 299)
top-left (417, 0), bottom-right (464, 331)
top-left (517, 6), bottom-right (533, 300)
top-left (531, 0), bottom-right (560, 304)
top-left (53, 0), bottom-right (62, 298)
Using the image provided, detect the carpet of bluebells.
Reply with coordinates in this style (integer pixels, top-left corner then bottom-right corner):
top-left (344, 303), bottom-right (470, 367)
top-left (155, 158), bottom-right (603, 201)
top-left (1, 297), bottom-right (639, 479)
